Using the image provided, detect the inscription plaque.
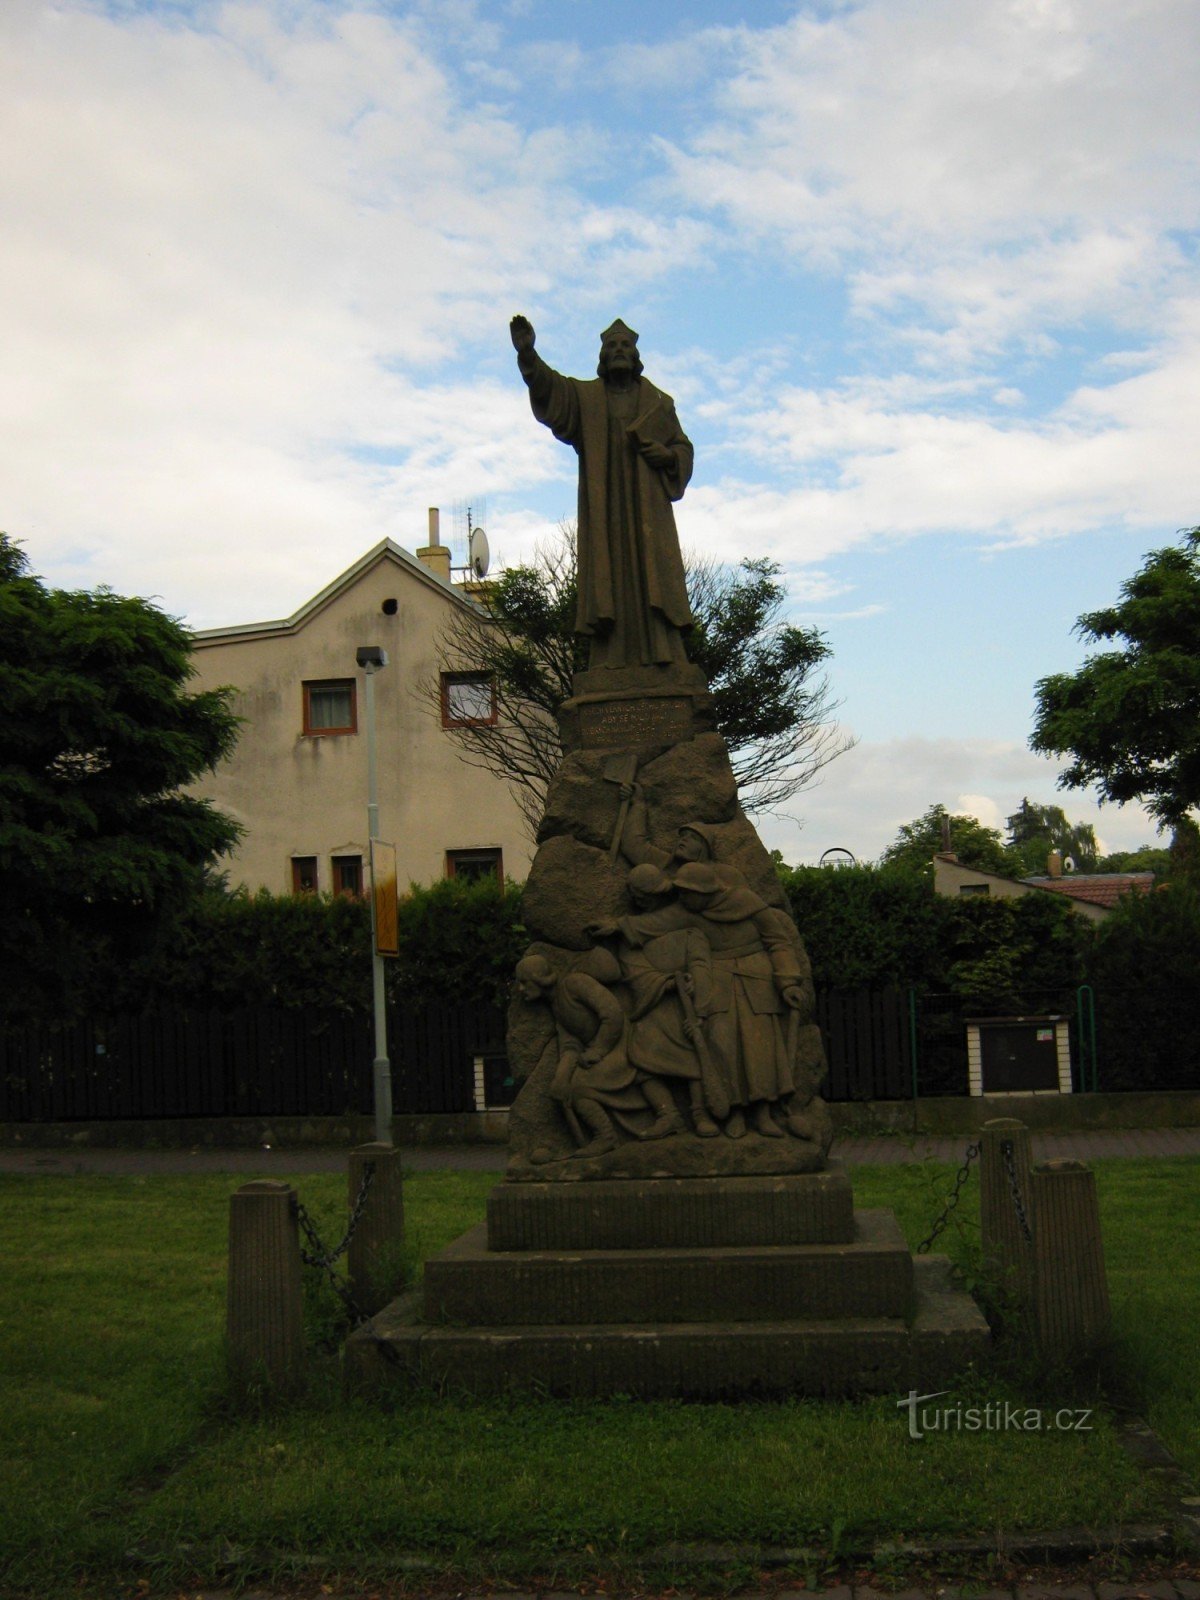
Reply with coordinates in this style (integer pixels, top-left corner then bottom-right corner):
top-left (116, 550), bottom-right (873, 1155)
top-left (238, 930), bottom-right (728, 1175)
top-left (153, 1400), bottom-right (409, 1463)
top-left (578, 696), bottom-right (694, 750)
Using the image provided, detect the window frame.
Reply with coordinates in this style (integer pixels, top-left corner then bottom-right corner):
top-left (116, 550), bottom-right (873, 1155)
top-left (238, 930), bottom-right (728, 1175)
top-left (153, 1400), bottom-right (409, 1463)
top-left (440, 671), bottom-right (497, 729)
top-left (291, 855), bottom-right (319, 895)
top-left (445, 847), bottom-right (504, 887)
top-left (302, 678), bottom-right (358, 737)
top-left (331, 854), bottom-right (364, 898)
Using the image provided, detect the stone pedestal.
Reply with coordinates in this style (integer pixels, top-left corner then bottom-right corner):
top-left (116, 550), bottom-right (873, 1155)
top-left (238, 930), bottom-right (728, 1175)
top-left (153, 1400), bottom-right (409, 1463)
top-left (346, 1142), bottom-right (406, 1316)
top-left (557, 662), bottom-right (714, 755)
top-left (346, 626), bottom-right (990, 1397)
top-left (226, 1179), bottom-right (304, 1392)
top-left (1032, 1159), bottom-right (1111, 1360)
top-left (344, 1167), bottom-right (989, 1398)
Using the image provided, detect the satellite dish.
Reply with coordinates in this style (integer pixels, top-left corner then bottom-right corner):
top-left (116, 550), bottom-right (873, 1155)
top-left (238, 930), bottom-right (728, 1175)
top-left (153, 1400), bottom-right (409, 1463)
top-left (1063, 855), bottom-right (1076, 873)
top-left (468, 525), bottom-right (490, 579)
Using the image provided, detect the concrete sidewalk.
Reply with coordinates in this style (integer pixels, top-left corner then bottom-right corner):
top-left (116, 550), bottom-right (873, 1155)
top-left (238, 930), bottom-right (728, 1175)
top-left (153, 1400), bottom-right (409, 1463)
top-left (2, 1126), bottom-right (1198, 1175)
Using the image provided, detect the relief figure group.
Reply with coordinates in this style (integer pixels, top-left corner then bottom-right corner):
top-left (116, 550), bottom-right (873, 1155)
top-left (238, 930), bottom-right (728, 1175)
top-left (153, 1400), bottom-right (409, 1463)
top-left (515, 788), bottom-right (825, 1162)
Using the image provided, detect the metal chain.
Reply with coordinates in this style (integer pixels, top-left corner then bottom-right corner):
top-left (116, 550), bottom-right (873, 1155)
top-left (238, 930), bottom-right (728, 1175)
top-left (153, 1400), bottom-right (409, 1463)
top-left (294, 1161), bottom-right (375, 1272)
top-left (291, 1160), bottom-right (380, 1336)
top-left (916, 1141), bottom-right (980, 1254)
top-left (1002, 1140), bottom-right (1034, 1244)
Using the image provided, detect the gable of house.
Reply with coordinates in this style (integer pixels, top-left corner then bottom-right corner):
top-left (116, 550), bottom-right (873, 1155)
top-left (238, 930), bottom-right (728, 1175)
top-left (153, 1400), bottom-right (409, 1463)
top-left (187, 538), bottom-right (534, 896)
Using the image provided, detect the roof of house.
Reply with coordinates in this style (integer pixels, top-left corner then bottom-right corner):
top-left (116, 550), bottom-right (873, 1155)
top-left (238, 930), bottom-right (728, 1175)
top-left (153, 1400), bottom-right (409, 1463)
top-left (190, 537), bottom-right (480, 647)
top-left (1022, 872), bottom-right (1156, 909)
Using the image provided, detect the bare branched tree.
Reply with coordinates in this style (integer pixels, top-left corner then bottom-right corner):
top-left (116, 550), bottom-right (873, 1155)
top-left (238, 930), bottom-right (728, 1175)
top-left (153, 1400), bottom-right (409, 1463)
top-left (420, 525), bottom-right (853, 836)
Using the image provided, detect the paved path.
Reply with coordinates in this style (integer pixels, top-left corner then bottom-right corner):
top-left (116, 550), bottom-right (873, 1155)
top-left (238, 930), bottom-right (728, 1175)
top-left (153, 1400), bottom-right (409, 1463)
top-left (2, 1126), bottom-right (1198, 1175)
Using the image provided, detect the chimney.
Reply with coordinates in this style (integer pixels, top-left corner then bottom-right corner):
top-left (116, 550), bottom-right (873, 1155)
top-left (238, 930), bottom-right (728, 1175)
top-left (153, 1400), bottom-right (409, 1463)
top-left (939, 812), bottom-right (956, 861)
top-left (416, 506), bottom-right (451, 582)
top-left (1047, 849), bottom-right (1063, 879)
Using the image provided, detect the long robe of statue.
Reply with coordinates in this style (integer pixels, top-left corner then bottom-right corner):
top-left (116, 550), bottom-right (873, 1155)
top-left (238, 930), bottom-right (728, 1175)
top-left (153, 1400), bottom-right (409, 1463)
top-left (513, 315), bottom-right (694, 671)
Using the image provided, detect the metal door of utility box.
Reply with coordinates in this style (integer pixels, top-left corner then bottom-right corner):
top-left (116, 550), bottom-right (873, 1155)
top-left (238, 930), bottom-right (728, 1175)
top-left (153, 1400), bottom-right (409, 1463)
top-left (967, 1016), bottom-right (1072, 1096)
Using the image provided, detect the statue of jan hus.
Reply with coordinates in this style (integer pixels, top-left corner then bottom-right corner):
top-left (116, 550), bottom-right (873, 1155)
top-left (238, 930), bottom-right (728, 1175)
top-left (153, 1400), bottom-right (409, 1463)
top-left (510, 314), bottom-right (694, 671)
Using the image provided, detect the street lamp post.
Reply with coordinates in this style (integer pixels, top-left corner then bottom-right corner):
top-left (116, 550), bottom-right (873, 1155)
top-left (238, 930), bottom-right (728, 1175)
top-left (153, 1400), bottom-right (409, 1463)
top-left (356, 645), bottom-right (392, 1144)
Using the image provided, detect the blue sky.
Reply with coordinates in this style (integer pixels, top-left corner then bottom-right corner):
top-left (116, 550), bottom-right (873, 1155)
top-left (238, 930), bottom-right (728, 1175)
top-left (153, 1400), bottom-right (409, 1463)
top-left (4, 0), bottom-right (1200, 862)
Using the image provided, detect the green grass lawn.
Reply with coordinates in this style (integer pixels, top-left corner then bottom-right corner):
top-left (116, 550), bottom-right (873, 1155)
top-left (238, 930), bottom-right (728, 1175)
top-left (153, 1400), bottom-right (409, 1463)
top-left (0, 1155), bottom-right (1195, 1597)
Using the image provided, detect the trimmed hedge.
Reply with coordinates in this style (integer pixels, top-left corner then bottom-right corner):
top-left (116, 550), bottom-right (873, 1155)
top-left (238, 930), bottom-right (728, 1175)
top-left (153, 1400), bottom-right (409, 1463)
top-left (8, 877), bottom-right (527, 1022)
top-left (778, 863), bottom-right (1089, 1004)
top-left (1086, 882), bottom-right (1200, 1091)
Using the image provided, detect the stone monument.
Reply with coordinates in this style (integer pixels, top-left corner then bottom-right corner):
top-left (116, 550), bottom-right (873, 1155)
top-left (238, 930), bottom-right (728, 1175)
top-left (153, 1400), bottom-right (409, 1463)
top-left (504, 312), bottom-right (833, 1178)
top-left (345, 318), bottom-right (988, 1397)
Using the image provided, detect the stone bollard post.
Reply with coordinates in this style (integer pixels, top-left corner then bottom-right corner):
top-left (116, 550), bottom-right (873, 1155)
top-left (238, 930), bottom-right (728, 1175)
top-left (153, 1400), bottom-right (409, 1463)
top-left (347, 1142), bottom-right (406, 1316)
top-left (226, 1179), bottom-right (304, 1392)
top-left (979, 1117), bottom-right (1036, 1317)
top-left (1031, 1158), bottom-right (1110, 1361)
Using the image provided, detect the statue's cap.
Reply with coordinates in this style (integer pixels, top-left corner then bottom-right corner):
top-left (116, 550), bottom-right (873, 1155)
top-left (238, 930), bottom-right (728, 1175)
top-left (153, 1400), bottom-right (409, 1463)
top-left (600, 317), bottom-right (638, 344)
top-left (674, 863), bottom-right (721, 895)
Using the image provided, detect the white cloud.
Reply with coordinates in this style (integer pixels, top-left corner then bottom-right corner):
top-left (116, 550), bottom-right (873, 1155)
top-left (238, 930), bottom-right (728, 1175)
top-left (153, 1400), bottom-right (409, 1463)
top-left (0, 1), bottom-right (709, 619)
top-left (673, 307), bottom-right (1200, 570)
top-left (657, 0), bottom-right (1200, 366)
top-left (760, 734), bottom-right (1162, 866)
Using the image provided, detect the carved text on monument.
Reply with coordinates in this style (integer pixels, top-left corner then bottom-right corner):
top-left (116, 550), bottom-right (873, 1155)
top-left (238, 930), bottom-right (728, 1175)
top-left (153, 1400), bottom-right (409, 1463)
top-left (579, 697), bottom-right (693, 749)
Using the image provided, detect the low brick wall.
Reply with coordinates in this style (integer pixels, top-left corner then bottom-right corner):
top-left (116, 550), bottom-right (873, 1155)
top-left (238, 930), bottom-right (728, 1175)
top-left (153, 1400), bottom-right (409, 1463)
top-left (2, 1090), bottom-right (1198, 1149)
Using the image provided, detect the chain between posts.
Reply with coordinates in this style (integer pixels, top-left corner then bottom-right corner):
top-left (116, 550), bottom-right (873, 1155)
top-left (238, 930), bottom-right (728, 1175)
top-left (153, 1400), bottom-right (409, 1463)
top-left (1001, 1139), bottom-right (1034, 1244)
top-left (291, 1160), bottom-right (376, 1329)
top-left (916, 1141), bottom-right (980, 1255)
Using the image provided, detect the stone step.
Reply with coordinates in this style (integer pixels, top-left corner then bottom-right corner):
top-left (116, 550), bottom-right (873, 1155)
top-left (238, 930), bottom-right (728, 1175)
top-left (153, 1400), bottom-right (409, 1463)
top-left (346, 1256), bottom-right (989, 1400)
top-left (486, 1165), bottom-right (855, 1252)
top-left (426, 1209), bottom-right (913, 1326)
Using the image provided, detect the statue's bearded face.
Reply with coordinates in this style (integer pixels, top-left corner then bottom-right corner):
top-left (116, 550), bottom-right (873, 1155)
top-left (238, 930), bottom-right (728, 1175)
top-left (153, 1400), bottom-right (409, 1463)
top-left (597, 329), bottom-right (644, 380)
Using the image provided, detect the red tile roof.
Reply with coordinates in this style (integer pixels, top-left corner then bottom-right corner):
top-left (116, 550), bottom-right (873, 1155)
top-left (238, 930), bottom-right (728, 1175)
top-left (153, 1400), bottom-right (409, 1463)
top-left (1022, 872), bottom-right (1155, 908)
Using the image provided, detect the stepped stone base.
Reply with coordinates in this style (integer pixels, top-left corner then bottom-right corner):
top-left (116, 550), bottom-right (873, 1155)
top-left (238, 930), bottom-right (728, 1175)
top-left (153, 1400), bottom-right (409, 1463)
top-left (345, 1171), bottom-right (989, 1399)
top-left (487, 1166), bottom-right (854, 1251)
top-left (425, 1210), bottom-right (912, 1326)
top-left (346, 1256), bottom-right (986, 1399)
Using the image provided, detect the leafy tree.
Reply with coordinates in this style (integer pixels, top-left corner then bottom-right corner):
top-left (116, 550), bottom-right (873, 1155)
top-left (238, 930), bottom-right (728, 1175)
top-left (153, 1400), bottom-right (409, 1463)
top-left (1096, 843), bottom-right (1171, 875)
top-left (1031, 527), bottom-right (1200, 827)
top-left (0, 534), bottom-right (241, 1018)
top-left (879, 803), bottom-right (1011, 876)
top-left (1004, 797), bottom-right (1098, 875)
top-left (425, 526), bottom-right (853, 831)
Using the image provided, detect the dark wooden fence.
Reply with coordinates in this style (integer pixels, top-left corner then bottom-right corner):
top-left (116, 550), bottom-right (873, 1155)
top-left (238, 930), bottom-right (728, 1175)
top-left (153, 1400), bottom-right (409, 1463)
top-left (0, 1002), bottom-right (507, 1124)
top-left (815, 986), bottom-right (911, 1101)
top-left (0, 990), bottom-right (910, 1123)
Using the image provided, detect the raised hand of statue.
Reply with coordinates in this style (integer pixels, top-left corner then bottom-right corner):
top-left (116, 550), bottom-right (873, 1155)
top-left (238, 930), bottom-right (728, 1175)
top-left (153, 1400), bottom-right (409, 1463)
top-left (509, 314), bottom-right (536, 354)
top-left (781, 984), bottom-right (806, 1010)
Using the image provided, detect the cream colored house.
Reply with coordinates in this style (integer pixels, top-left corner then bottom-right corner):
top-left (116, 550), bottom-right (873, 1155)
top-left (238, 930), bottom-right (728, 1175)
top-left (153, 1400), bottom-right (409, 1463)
top-left (189, 532), bottom-right (533, 896)
top-left (932, 852), bottom-right (1153, 923)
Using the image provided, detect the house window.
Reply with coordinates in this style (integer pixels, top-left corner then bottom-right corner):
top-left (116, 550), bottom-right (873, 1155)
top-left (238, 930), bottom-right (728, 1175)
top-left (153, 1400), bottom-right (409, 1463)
top-left (291, 856), bottom-right (318, 894)
top-left (332, 855), bottom-right (363, 897)
top-left (303, 679), bottom-right (357, 736)
top-left (441, 672), bottom-right (496, 727)
top-left (959, 883), bottom-right (989, 896)
top-left (446, 848), bottom-right (503, 886)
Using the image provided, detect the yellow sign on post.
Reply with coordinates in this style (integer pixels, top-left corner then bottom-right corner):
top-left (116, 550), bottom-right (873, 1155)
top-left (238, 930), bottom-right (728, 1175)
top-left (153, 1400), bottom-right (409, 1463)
top-left (370, 840), bottom-right (399, 956)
